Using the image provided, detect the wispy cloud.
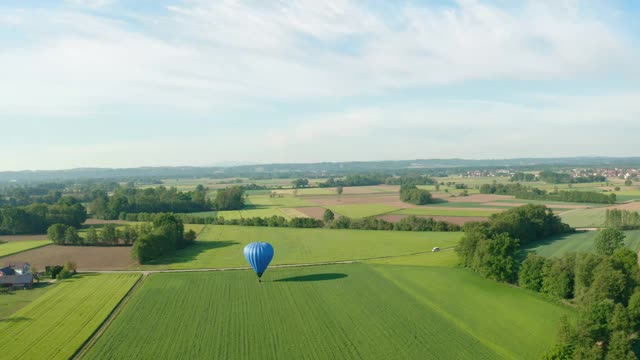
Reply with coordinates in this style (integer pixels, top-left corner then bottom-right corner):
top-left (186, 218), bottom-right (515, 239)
top-left (0, 0), bottom-right (638, 170)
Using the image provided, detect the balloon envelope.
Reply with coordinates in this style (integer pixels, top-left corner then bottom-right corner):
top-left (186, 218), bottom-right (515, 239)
top-left (244, 242), bottom-right (274, 278)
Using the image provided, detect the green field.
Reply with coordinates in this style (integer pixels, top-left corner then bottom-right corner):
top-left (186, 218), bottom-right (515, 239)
top-left (559, 209), bottom-right (607, 228)
top-left (0, 273), bottom-right (140, 360)
top-left (0, 283), bottom-right (54, 319)
top-left (248, 195), bottom-right (313, 208)
top-left (327, 204), bottom-right (400, 218)
top-left (142, 225), bottom-right (462, 269)
top-left (84, 264), bottom-right (571, 360)
top-left (525, 230), bottom-right (640, 257)
top-left (392, 208), bottom-right (500, 217)
top-left (365, 248), bottom-right (459, 267)
top-left (0, 240), bottom-right (52, 258)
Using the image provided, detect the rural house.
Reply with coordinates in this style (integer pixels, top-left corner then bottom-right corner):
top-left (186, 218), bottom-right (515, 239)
top-left (0, 262), bottom-right (34, 289)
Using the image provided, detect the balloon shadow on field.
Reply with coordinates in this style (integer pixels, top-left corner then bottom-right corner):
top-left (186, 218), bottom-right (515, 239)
top-left (274, 273), bottom-right (348, 282)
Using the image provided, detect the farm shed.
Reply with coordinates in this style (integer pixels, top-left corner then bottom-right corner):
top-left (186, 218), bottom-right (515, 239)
top-left (0, 273), bottom-right (34, 289)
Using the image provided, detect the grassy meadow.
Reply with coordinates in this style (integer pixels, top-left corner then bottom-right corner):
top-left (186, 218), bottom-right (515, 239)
top-left (525, 230), bottom-right (640, 257)
top-left (142, 225), bottom-right (462, 270)
top-left (0, 240), bottom-right (52, 258)
top-left (0, 274), bottom-right (140, 360)
top-left (84, 264), bottom-right (572, 360)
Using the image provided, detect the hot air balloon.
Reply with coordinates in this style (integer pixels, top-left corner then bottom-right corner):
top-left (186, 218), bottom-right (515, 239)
top-left (244, 242), bottom-right (274, 282)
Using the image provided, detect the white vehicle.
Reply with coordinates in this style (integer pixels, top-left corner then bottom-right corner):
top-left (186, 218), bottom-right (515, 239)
top-left (432, 247), bottom-right (441, 252)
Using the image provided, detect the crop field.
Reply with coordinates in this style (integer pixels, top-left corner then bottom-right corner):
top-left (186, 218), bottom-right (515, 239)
top-left (327, 203), bottom-right (400, 218)
top-left (142, 225), bottom-right (462, 270)
top-left (525, 230), bottom-right (640, 257)
top-left (0, 245), bottom-right (138, 271)
top-left (560, 209), bottom-right (607, 228)
top-left (0, 283), bottom-right (54, 319)
top-left (84, 264), bottom-right (571, 360)
top-left (0, 273), bottom-right (140, 360)
top-left (248, 195), bottom-right (314, 208)
top-left (0, 239), bottom-right (51, 258)
top-left (391, 208), bottom-right (501, 217)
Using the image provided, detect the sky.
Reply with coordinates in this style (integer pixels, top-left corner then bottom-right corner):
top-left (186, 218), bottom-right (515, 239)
top-left (1, 0), bottom-right (639, 171)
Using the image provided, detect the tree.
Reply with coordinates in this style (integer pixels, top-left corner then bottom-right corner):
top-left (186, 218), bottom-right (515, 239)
top-left (64, 261), bottom-right (77, 274)
top-left (323, 209), bottom-right (335, 223)
top-left (47, 224), bottom-right (68, 244)
top-left (85, 226), bottom-right (98, 245)
top-left (624, 179), bottom-right (632, 186)
top-left (102, 224), bottom-right (118, 245)
top-left (184, 229), bottom-right (197, 243)
top-left (64, 226), bottom-right (81, 245)
top-left (542, 256), bottom-right (575, 299)
top-left (594, 228), bottom-right (625, 256)
top-left (214, 186), bottom-right (245, 211)
top-left (605, 331), bottom-right (635, 360)
top-left (336, 186), bottom-right (343, 195)
top-left (291, 179), bottom-right (309, 189)
top-left (472, 232), bottom-right (520, 283)
top-left (582, 261), bottom-right (627, 304)
top-left (519, 253), bottom-right (547, 291)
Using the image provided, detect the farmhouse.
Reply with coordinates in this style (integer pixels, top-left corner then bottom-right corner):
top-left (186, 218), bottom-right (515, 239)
top-left (0, 262), bottom-right (34, 289)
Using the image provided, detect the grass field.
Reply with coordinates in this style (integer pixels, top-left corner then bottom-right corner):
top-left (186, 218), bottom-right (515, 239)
top-left (392, 208), bottom-right (501, 217)
top-left (248, 195), bottom-right (313, 208)
top-left (365, 248), bottom-right (459, 267)
top-left (327, 204), bottom-right (400, 218)
top-left (560, 209), bottom-right (607, 228)
top-left (142, 225), bottom-right (462, 269)
top-left (0, 283), bottom-right (54, 319)
top-left (0, 273), bottom-right (140, 360)
top-left (0, 240), bottom-right (52, 258)
top-left (84, 264), bottom-right (571, 360)
top-left (525, 230), bottom-right (640, 257)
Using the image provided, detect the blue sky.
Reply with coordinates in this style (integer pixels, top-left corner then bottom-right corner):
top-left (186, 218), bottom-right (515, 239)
top-left (1, 0), bottom-right (639, 170)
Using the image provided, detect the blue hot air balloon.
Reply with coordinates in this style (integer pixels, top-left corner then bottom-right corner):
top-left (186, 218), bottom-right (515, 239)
top-left (244, 242), bottom-right (274, 282)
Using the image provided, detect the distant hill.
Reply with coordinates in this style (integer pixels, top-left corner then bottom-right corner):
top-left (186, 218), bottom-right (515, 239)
top-left (1, 157), bottom-right (639, 182)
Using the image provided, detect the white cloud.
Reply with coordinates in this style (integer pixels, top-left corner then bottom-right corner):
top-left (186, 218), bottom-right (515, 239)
top-left (0, 1), bottom-right (639, 170)
top-left (0, 0), bottom-right (636, 117)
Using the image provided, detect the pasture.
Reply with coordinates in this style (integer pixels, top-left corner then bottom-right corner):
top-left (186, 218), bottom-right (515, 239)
top-left (143, 225), bottom-right (462, 270)
top-left (83, 264), bottom-right (571, 360)
top-left (560, 209), bottom-right (607, 228)
top-left (0, 273), bottom-right (140, 360)
top-left (525, 230), bottom-right (640, 257)
top-left (0, 239), bottom-right (51, 258)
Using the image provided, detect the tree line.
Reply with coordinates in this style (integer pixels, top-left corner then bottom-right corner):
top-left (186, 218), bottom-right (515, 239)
top-left (604, 209), bottom-right (640, 230)
top-left (456, 205), bottom-right (638, 358)
top-left (538, 170), bottom-right (606, 184)
top-left (90, 185), bottom-right (212, 220)
top-left (456, 204), bottom-right (570, 282)
top-left (90, 185), bottom-right (249, 220)
top-left (521, 228), bottom-right (640, 359)
top-left (131, 214), bottom-right (196, 264)
top-left (479, 182), bottom-right (616, 204)
top-left (0, 197), bottom-right (87, 235)
top-left (47, 222), bottom-right (156, 246)
top-left (154, 212), bottom-right (461, 232)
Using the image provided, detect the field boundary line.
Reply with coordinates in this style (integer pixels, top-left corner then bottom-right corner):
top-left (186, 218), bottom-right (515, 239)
top-left (72, 273), bottom-right (148, 360)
